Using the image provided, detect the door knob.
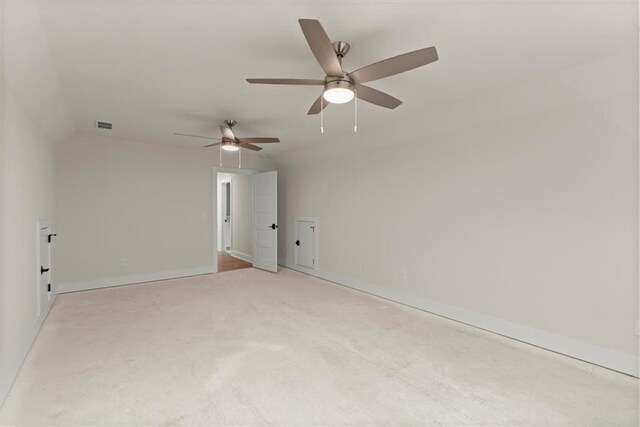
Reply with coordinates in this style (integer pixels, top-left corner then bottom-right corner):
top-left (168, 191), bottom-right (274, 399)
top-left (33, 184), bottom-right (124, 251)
top-left (295, 240), bottom-right (300, 246)
top-left (271, 224), bottom-right (278, 230)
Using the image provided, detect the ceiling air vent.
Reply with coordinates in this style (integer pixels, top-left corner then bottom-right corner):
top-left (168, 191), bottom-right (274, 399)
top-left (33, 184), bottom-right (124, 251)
top-left (95, 120), bottom-right (112, 130)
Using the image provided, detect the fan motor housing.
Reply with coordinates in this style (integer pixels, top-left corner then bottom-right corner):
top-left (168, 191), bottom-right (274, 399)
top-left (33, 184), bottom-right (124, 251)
top-left (221, 137), bottom-right (239, 149)
top-left (324, 77), bottom-right (354, 93)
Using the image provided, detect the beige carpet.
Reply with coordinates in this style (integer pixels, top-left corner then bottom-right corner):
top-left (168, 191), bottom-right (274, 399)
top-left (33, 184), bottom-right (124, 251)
top-left (1, 268), bottom-right (637, 425)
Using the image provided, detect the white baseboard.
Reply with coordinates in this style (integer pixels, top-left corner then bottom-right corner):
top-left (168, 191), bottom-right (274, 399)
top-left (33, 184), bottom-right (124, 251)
top-left (56, 266), bottom-right (214, 294)
top-left (282, 261), bottom-right (639, 377)
top-left (229, 250), bottom-right (253, 263)
top-left (1, 294), bottom-right (57, 406)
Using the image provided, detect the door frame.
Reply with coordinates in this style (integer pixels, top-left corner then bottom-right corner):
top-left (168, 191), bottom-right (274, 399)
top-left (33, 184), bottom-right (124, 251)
top-left (294, 216), bottom-right (319, 271)
top-left (212, 167), bottom-right (258, 273)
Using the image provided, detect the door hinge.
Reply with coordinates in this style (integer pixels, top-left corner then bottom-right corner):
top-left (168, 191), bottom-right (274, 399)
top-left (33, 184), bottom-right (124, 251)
top-left (47, 283), bottom-right (51, 292)
top-left (40, 266), bottom-right (50, 275)
top-left (312, 258), bottom-right (315, 265)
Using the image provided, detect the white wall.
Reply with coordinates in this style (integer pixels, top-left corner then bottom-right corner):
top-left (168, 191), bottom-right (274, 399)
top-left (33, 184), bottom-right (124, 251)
top-left (0, 0), bottom-right (74, 404)
top-left (273, 50), bottom-right (638, 375)
top-left (54, 135), bottom-right (274, 291)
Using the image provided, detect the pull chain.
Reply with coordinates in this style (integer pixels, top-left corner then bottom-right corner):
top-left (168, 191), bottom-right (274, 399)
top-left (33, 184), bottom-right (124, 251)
top-left (219, 146), bottom-right (222, 167)
top-left (354, 89), bottom-right (358, 132)
top-left (320, 95), bottom-right (324, 134)
top-left (239, 146), bottom-right (242, 168)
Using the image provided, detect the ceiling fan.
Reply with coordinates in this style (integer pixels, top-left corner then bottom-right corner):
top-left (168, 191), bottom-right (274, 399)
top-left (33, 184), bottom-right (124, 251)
top-left (247, 19), bottom-right (438, 115)
top-left (174, 120), bottom-right (279, 151)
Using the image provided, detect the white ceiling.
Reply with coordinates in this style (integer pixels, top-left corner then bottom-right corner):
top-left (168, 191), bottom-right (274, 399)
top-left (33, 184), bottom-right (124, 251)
top-left (36, 1), bottom-right (635, 155)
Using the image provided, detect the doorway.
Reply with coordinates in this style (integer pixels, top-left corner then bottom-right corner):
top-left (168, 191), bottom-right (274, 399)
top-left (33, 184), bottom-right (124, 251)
top-left (220, 181), bottom-right (231, 252)
top-left (212, 168), bottom-right (278, 273)
top-left (216, 172), bottom-right (253, 272)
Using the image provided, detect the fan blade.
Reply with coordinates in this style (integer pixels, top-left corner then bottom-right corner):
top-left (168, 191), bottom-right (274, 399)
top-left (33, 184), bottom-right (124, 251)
top-left (237, 137), bottom-right (280, 144)
top-left (220, 126), bottom-right (235, 140)
top-left (239, 142), bottom-right (263, 151)
top-left (298, 19), bottom-right (343, 77)
top-left (174, 132), bottom-right (221, 140)
top-left (349, 46), bottom-right (438, 84)
top-left (246, 78), bottom-right (324, 86)
top-left (204, 142), bottom-right (222, 147)
top-left (355, 84), bottom-right (402, 109)
top-left (307, 95), bottom-right (329, 115)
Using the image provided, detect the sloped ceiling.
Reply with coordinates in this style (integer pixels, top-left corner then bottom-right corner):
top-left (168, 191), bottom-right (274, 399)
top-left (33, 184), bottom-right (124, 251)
top-left (36, 1), bottom-right (636, 155)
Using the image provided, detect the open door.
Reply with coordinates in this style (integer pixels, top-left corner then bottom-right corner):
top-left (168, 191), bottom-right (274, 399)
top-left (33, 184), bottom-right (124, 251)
top-left (252, 171), bottom-right (278, 272)
top-left (37, 222), bottom-right (52, 315)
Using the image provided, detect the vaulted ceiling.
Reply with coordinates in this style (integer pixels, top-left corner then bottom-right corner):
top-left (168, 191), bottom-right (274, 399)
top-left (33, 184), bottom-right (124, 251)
top-left (37, 1), bottom-right (635, 155)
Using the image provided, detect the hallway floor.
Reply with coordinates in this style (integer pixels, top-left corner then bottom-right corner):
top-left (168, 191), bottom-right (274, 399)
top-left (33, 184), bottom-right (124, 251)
top-left (217, 251), bottom-right (252, 272)
top-left (1, 268), bottom-right (637, 425)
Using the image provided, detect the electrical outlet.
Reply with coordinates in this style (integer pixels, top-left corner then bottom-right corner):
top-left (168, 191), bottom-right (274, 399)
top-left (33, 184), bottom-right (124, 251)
top-left (120, 258), bottom-right (127, 268)
top-left (399, 271), bottom-right (405, 282)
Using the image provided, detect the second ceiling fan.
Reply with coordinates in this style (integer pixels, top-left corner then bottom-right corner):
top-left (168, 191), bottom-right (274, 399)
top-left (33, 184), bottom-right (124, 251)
top-left (247, 19), bottom-right (438, 115)
top-left (175, 120), bottom-right (279, 151)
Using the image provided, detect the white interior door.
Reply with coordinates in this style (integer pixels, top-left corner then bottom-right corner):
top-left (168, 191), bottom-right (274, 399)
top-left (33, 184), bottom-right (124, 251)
top-left (38, 225), bottom-right (51, 315)
top-left (252, 171), bottom-right (278, 272)
top-left (295, 220), bottom-right (316, 269)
